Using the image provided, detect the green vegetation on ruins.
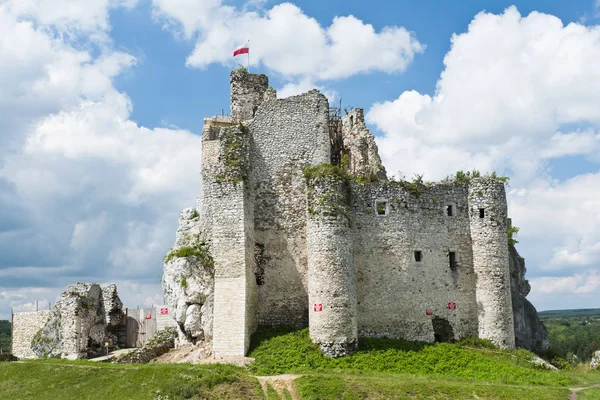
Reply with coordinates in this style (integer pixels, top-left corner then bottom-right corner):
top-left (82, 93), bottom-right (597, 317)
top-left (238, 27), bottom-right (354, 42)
top-left (443, 169), bottom-right (510, 185)
top-left (163, 233), bottom-right (214, 271)
top-left (215, 123), bottom-right (250, 185)
top-left (235, 64), bottom-right (248, 73)
top-left (304, 163), bottom-right (509, 191)
top-left (508, 225), bottom-right (520, 246)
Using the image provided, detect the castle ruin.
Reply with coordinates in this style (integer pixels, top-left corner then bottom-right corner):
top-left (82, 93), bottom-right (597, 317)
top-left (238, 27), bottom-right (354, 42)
top-left (162, 71), bottom-right (547, 358)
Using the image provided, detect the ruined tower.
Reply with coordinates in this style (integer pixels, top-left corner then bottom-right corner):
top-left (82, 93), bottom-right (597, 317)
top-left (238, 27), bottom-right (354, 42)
top-left (307, 176), bottom-right (358, 357)
top-left (468, 179), bottom-right (516, 348)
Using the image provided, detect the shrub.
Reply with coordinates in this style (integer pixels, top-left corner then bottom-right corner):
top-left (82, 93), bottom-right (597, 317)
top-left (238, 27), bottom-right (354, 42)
top-left (457, 336), bottom-right (497, 349)
top-left (508, 225), bottom-right (520, 246)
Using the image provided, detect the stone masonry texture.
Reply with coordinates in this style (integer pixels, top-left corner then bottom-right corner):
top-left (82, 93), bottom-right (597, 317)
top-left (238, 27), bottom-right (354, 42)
top-left (12, 311), bottom-right (52, 359)
top-left (162, 71), bottom-right (547, 357)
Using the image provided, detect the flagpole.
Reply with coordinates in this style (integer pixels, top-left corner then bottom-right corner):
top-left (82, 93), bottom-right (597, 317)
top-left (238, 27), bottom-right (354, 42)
top-left (247, 39), bottom-right (250, 71)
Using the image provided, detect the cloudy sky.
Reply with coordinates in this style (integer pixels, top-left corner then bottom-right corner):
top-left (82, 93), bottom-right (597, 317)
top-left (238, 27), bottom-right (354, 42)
top-left (1, 0), bottom-right (600, 320)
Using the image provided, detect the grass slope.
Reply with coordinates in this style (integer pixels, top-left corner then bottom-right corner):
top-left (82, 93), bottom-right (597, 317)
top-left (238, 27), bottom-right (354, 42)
top-left (2, 327), bottom-right (600, 399)
top-left (248, 327), bottom-right (567, 386)
top-left (0, 360), bottom-right (262, 400)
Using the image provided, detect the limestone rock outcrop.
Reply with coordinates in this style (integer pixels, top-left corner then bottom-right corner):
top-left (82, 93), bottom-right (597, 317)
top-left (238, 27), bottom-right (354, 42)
top-left (162, 208), bottom-right (214, 347)
top-left (591, 350), bottom-right (600, 370)
top-left (31, 282), bottom-right (124, 359)
top-left (510, 244), bottom-right (549, 353)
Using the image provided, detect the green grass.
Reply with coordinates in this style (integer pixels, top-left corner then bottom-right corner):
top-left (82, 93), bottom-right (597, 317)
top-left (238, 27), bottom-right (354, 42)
top-left (248, 327), bottom-right (570, 387)
top-left (266, 383), bottom-right (279, 399)
top-left (296, 373), bottom-right (571, 400)
top-left (579, 387), bottom-right (600, 399)
top-left (0, 360), bottom-right (262, 400)
top-left (4, 327), bottom-right (600, 399)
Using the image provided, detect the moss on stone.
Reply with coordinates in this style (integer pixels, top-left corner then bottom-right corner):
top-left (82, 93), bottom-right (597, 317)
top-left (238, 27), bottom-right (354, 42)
top-left (163, 234), bottom-right (215, 274)
top-left (215, 124), bottom-right (250, 185)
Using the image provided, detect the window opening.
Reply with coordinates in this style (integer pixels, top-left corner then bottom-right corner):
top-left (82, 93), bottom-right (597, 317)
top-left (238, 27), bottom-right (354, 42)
top-left (449, 252), bottom-right (457, 270)
top-left (479, 208), bottom-right (485, 218)
top-left (446, 204), bottom-right (454, 217)
top-left (376, 201), bottom-right (387, 216)
top-left (414, 251), bottom-right (422, 263)
top-left (350, 115), bottom-right (354, 127)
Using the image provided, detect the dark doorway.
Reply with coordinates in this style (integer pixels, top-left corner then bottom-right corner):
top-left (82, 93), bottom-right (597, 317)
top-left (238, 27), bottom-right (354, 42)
top-left (432, 317), bottom-right (455, 343)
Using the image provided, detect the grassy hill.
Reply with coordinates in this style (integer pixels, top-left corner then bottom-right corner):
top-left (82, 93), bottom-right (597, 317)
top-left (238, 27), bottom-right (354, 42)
top-left (2, 327), bottom-right (600, 399)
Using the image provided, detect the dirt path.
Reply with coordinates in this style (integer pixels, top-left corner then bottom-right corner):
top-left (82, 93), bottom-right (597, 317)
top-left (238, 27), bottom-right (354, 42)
top-left (569, 383), bottom-right (600, 400)
top-left (255, 374), bottom-right (301, 400)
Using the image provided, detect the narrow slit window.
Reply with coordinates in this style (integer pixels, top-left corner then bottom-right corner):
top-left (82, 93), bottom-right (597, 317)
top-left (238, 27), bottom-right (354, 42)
top-left (414, 251), bottom-right (422, 263)
top-left (479, 208), bottom-right (485, 218)
top-left (449, 252), bottom-right (458, 270)
top-left (446, 205), bottom-right (454, 217)
top-left (376, 201), bottom-right (387, 216)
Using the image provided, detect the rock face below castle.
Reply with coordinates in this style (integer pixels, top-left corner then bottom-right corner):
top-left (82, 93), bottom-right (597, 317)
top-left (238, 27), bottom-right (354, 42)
top-left (31, 282), bottom-right (124, 359)
top-left (510, 245), bottom-right (549, 352)
top-left (162, 71), bottom-right (548, 358)
top-left (162, 208), bottom-right (214, 346)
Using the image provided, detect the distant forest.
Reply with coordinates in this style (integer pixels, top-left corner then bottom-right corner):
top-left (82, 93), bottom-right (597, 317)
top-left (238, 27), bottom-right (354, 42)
top-left (0, 320), bottom-right (10, 352)
top-left (539, 308), bottom-right (600, 362)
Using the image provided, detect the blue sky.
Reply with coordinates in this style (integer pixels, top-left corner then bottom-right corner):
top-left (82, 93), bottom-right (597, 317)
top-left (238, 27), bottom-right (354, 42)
top-left (1, 0), bottom-right (600, 319)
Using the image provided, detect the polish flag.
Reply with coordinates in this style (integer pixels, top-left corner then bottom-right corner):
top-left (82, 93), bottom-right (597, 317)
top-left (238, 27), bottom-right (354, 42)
top-left (233, 43), bottom-right (249, 57)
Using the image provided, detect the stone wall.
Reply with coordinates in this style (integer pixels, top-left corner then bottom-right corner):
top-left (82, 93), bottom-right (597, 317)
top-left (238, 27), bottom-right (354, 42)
top-left (230, 71), bottom-right (268, 121)
top-left (249, 89), bottom-right (330, 327)
top-left (351, 181), bottom-right (478, 343)
top-left (210, 123), bottom-right (257, 358)
top-left (12, 311), bottom-right (51, 359)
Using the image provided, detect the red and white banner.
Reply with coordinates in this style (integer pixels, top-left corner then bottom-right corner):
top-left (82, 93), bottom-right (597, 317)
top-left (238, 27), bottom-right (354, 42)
top-left (233, 43), bottom-right (249, 57)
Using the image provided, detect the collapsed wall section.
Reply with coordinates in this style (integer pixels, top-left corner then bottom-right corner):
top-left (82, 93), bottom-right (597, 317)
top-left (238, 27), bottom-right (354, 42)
top-left (352, 181), bottom-right (478, 342)
top-left (340, 109), bottom-right (386, 179)
top-left (468, 179), bottom-right (515, 348)
top-left (249, 89), bottom-right (330, 327)
top-left (306, 176), bottom-right (358, 357)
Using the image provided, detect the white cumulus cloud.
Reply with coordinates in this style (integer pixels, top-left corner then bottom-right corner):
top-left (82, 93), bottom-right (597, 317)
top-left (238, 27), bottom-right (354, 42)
top-left (0, 1), bottom-right (202, 319)
top-left (152, 0), bottom-right (424, 82)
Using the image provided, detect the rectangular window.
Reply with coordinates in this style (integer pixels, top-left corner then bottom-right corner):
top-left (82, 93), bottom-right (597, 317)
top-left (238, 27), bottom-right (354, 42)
top-left (376, 201), bottom-right (387, 216)
top-left (446, 204), bottom-right (454, 216)
top-left (449, 252), bottom-right (458, 270)
top-left (479, 208), bottom-right (485, 218)
top-left (414, 251), bottom-right (422, 263)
